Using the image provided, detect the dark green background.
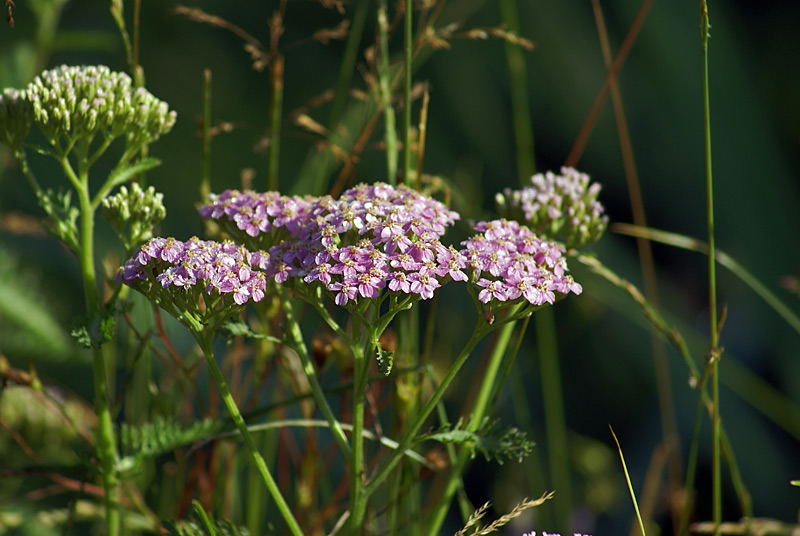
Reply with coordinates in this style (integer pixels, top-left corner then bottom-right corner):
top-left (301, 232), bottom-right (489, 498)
top-left (1, 0), bottom-right (799, 534)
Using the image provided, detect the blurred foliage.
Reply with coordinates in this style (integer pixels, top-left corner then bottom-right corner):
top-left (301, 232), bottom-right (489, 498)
top-left (1, 0), bottom-right (799, 534)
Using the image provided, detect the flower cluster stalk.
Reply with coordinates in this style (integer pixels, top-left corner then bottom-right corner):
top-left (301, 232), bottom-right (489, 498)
top-left (197, 332), bottom-right (303, 536)
top-left (279, 287), bottom-right (353, 459)
top-left (1, 65), bottom-right (175, 534)
top-left (352, 320), bottom-right (492, 528)
top-left (426, 320), bottom-right (517, 535)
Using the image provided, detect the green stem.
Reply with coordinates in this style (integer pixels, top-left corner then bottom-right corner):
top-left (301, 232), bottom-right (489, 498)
top-left (499, 0), bottom-right (535, 183)
top-left (279, 288), bottom-right (352, 459)
top-left (378, 0), bottom-right (398, 184)
top-left (74, 155), bottom-right (120, 536)
top-left (352, 319), bottom-right (492, 528)
top-left (348, 318), bottom-right (375, 535)
top-left (700, 3), bottom-right (721, 534)
top-left (197, 333), bottom-right (303, 536)
top-left (402, 0), bottom-right (413, 183)
top-left (200, 69), bottom-right (212, 204)
top-left (424, 365), bottom-right (471, 523)
top-left (268, 54), bottom-right (284, 191)
top-left (425, 320), bottom-right (517, 535)
top-left (678, 374), bottom-right (708, 536)
top-left (538, 306), bottom-right (571, 530)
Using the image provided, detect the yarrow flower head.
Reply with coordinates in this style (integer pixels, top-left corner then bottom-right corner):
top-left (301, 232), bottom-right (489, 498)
top-left (24, 65), bottom-right (176, 148)
top-left (118, 237), bottom-right (268, 329)
top-left (201, 182), bottom-right (464, 307)
top-left (461, 219), bottom-right (582, 307)
top-left (198, 189), bottom-right (316, 244)
top-left (0, 88), bottom-right (33, 150)
top-left (496, 167), bottom-right (608, 249)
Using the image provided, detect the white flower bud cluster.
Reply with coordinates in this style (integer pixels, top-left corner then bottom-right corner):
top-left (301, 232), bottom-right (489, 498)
top-left (24, 65), bottom-right (176, 148)
top-left (102, 182), bottom-right (167, 250)
top-left (0, 88), bottom-right (34, 150)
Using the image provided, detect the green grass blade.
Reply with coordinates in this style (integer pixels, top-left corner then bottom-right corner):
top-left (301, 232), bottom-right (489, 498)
top-left (613, 223), bottom-right (800, 338)
top-left (610, 426), bottom-right (647, 536)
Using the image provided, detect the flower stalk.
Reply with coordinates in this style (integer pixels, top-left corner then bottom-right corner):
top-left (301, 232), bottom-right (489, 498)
top-left (425, 319), bottom-right (518, 535)
top-left (196, 331), bottom-right (303, 536)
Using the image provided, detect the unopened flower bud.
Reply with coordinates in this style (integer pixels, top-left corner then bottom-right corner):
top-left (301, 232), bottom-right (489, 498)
top-left (103, 183), bottom-right (167, 250)
top-left (24, 65), bottom-right (176, 149)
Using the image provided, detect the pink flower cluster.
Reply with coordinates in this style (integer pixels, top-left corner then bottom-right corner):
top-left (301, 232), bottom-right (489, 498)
top-left (198, 189), bottom-right (315, 239)
top-left (461, 219), bottom-right (582, 306)
top-left (117, 236), bottom-right (268, 306)
top-left (200, 183), bottom-right (465, 306)
top-left (496, 167), bottom-right (608, 249)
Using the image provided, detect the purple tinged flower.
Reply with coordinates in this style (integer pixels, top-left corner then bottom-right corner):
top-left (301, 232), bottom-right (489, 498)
top-left (118, 237), bottom-right (270, 309)
top-left (477, 279), bottom-right (507, 303)
top-left (272, 262), bottom-right (291, 284)
top-left (409, 272), bottom-right (440, 300)
top-left (305, 263), bottom-right (332, 285)
top-left (357, 269), bottom-right (385, 299)
top-left (248, 272), bottom-right (267, 302)
top-left (329, 280), bottom-right (358, 306)
top-left (461, 219), bottom-right (581, 307)
top-left (496, 167), bottom-right (608, 249)
top-left (388, 271), bottom-right (411, 293)
top-left (160, 237), bottom-right (183, 262)
top-left (232, 281), bottom-right (250, 305)
top-left (200, 182), bottom-right (463, 307)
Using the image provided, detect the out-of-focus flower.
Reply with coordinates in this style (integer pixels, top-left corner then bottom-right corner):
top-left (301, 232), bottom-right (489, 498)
top-left (461, 219), bottom-right (582, 307)
top-left (24, 65), bottom-right (176, 148)
top-left (496, 167), bottom-right (608, 249)
top-left (0, 88), bottom-right (33, 150)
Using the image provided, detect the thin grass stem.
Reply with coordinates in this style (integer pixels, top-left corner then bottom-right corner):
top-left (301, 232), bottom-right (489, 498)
top-left (565, 0), bottom-right (652, 167)
top-left (700, 4), bottom-right (721, 531)
top-left (354, 319), bottom-right (493, 527)
top-left (314, 0), bottom-right (369, 194)
top-left (613, 223), bottom-right (800, 338)
top-left (416, 88), bottom-right (429, 191)
top-left (499, 0), bottom-right (535, 184)
top-left (200, 69), bottom-right (212, 204)
top-left (268, 54), bottom-right (284, 191)
top-left (423, 364), bottom-right (472, 524)
top-left (610, 426), bottom-right (647, 536)
top-left (402, 0), bottom-right (413, 184)
top-left (378, 0), bottom-right (398, 184)
top-left (278, 287), bottom-right (352, 460)
top-left (197, 332), bottom-right (303, 536)
top-left (537, 307), bottom-right (571, 530)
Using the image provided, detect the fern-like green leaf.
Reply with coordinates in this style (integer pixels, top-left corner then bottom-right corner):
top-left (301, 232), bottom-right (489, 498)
top-left (162, 515), bottom-right (250, 536)
top-left (219, 319), bottom-right (281, 344)
top-left (119, 416), bottom-right (224, 472)
top-left (418, 418), bottom-right (535, 464)
top-left (376, 345), bottom-right (393, 376)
